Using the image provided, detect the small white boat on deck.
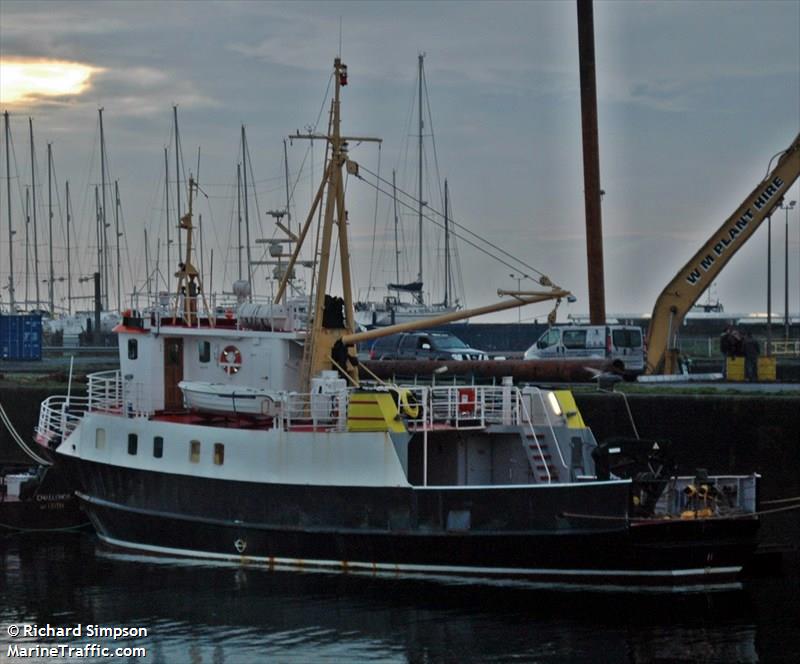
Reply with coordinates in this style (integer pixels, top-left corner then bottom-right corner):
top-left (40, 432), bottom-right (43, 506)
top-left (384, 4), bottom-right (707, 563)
top-left (178, 381), bottom-right (279, 417)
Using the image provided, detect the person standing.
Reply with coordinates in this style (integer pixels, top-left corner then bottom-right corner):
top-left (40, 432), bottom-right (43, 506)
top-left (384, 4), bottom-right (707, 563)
top-left (743, 332), bottom-right (760, 382)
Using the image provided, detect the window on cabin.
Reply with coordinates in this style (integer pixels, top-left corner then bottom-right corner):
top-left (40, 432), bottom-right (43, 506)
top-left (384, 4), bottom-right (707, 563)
top-left (95, 428), bottom-right (106, 449)
top-left (128, 338), bottom-right (138, 360)
top-left (153, 436), bottom-right (163, 458)
top-left (199, 340), bottom-right (211, 363)
top-left (213, 443), bottom-right (224, 465)
top-left (189, 440), bottom-right (201, 463)
top-left (127, 433), bottom-right (138, 455)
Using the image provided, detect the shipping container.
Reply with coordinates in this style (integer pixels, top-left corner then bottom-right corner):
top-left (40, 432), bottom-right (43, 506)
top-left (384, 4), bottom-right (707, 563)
top-left (0, 314), bottom-right (43, 361)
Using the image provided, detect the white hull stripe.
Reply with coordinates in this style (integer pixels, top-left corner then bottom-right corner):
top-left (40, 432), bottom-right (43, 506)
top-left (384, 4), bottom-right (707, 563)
top-left (97, 533), bottom-right (742, 580)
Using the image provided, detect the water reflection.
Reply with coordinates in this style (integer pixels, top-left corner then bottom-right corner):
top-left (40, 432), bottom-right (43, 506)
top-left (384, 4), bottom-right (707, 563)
top-left (2, 533), bottom-right (795, 663)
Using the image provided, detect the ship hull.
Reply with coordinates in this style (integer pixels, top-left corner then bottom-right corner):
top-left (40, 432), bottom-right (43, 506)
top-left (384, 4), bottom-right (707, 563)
top-left (65, 456), bottom-right (759, 588)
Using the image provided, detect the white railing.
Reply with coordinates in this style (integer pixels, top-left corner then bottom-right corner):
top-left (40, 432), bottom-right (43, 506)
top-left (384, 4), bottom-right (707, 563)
top-left (88, 370), bottom-right (123, 413)
top-left (279, 391), bottom-right (348, 431)
top-left (36, 394), bottom-right (91, 448)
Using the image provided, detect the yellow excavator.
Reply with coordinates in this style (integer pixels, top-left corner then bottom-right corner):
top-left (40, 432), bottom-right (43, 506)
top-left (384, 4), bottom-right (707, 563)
top-left (645, 132), bottom-right (800, 375)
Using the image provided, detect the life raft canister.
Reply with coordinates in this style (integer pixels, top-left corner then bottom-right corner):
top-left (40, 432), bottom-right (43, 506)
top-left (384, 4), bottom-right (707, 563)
top-left (220, 345), bottom-right (243, 375)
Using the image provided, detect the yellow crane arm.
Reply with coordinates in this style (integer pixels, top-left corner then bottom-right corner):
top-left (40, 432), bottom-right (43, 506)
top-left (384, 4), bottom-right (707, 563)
top-left (645, 132), bottom-right (800, 374)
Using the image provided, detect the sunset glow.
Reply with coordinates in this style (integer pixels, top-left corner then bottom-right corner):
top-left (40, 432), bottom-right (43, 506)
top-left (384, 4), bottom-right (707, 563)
top-left (0, 59), bottom-right (102, 104)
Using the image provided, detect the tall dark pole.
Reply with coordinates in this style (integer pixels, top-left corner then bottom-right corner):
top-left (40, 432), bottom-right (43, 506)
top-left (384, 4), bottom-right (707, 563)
top-left (417, 53), bottom-right (424, 305)
top-left (444, 178), bottom-right (450, 308)
top-left (236, 162), bottom-right (242, 281)
top-left (780, 199), bottom-right (796, 340)
top-left (114, 179), bottom-right (121, 311)
top-left (577, 0), bottom-right (606, 325)
top-left (241, 126), bottom-right (252, 296)
top-left (4, 112), bottom-right (15, 310)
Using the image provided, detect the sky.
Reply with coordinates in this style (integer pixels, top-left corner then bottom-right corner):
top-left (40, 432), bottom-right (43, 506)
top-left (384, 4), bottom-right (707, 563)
top-left (1, 0), bottom-right (799, 323)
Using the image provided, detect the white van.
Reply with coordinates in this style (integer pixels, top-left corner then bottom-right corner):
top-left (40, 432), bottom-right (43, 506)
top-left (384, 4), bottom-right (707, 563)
top-left (523, 325), bottom-right (645, 374)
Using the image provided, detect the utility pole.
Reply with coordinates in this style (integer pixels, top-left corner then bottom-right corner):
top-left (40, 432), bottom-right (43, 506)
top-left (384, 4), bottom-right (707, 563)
top-left (4, 112), bottom-right (15, 311)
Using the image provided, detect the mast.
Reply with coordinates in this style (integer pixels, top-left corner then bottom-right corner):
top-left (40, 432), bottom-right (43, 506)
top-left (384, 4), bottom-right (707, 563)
top-left (164, 147), bottom-right (171, 286)
top-left (417, 53), bottom-right (424, 304)
top-left (144, 228), bottom-right (151, 300)
top-left (283, 138), bottom-right (292, 234)
top-left (444, 178), bottom-right (449, 308)
top-left (114, 179), bottom-right (121, 311)
top-left (29, 118), bottom-right (40, 310)
top-left (99, 108), bottom-right (109, 309)
top-left (236, 162), bottom-right (242, 280)
top-left (24, 187), bottom-right (30, 305)
top-left (65, 180), bottom-right (72, 315)
top-left (241, 125), bottom-right (252, 297)
top-left (4, 112), bottom-right (15, 311)
top-left (174, 105), bottom-right (182, 258)
top-left (392, 169), bottom-right (399, 284)
top-left (94, 185), bottom-right (101, 294)
top-left (47, 142), bottom-right (54, 315)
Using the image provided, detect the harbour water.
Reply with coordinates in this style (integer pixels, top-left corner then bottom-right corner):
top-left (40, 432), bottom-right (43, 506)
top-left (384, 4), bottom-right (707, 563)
top-left (1, 532), bottom-right (798, 663)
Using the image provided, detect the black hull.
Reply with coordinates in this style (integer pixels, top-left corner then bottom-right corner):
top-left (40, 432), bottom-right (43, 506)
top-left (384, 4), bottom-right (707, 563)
top-left (65, 457), bottom-right (759, 588)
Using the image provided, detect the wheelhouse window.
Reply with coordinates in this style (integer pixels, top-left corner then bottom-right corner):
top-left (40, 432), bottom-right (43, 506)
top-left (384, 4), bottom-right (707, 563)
top-left (153, 436), bottom-right (163, 458)
top-left (198, 340), bottom-right (211, 363)
top-left (128, 339), bottom-right (138, 360)
top-left (95, 428), bottom-right (106, 449)
top-left (213, 443), bottom-right (225, 466)
top-left (127, 433), bottom-right (138, 455)
top-left (189, 440), bottom-right (201, 463)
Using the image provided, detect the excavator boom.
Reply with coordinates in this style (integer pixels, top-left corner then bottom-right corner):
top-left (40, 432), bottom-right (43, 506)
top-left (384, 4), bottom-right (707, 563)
top-left (645, 132), bottom-right (800, 374)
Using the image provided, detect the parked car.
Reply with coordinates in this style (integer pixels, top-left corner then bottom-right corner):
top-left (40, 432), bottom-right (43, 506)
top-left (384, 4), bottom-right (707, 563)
top-left (523, 324), bottom-right (645, 373)
top-left (368, 331), bottom-right (488, 361)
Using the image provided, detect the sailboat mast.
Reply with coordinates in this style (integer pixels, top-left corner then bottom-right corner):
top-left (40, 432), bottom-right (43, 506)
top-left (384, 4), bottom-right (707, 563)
top-left (144, 228), bottom-right (151, 300)
top-left (29, 118), bottom-right (40, 310)
top-left (47, 142), bottom-right (54, 314)
top-left (114, 180), bottom-right (121, 311)
top-left (283, 139), bottom-right (292, 233)
top-left (236, 162), bottom-right (242, 281)
top-left (241, 126), bottom-right (252, 297)
top-left (99, 108), bottom-right (109, 310)
top-left (444, 178), bottom-right (449, 308)
top-left (66, 180), bottom-right (72, 315)
top-left (25, 188), bottom-right (30, 305)
top-left (393, 169), bottom-right (399, 285)
top-left (94, 185), bottom-right (101, 294)
top-left (417, 53), bottom-right (424, 305)
top-left (174, 106), bottom-right (182, 258)
top-left (4, 112), bottom-right (15, 311)
top-left (164, 147), bottom-right (171, 284)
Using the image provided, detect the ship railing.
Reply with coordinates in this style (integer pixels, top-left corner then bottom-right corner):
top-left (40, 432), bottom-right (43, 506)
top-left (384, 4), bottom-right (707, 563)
top-left (520, 387), bottom-right (569, 471)
top-left (36, 394), bottom-right (90, 447)
top-left (279, 390), bottom-right (348, 431)
top-left (88, 370), bottom-right (123, 414)
top-left (652, 474), bottom-right (759, 517)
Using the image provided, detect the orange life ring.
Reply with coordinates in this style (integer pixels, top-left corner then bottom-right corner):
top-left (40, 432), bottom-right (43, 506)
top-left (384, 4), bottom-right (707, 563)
top-left (220, 345), bottom-right (242, 375)
top-left (224, 308), bottom-right (234, 320)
